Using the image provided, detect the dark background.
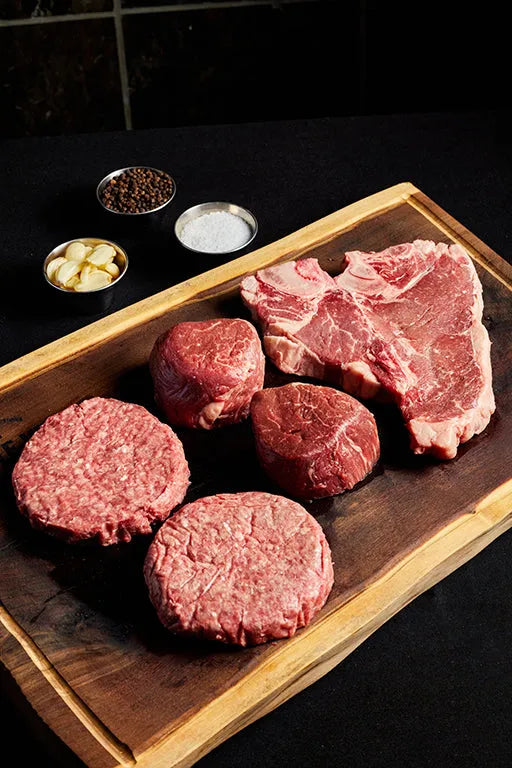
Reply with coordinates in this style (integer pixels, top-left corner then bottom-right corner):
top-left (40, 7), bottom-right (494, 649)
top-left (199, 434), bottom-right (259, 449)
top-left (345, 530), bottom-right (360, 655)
top-left (0, 0), bottom-right (508, 138)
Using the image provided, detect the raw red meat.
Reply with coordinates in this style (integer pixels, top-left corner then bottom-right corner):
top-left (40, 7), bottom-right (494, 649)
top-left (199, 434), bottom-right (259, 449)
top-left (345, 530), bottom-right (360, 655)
top-left (241, 241), bottom-right (494, 459)
top-left (251, 383), bottom-right (379, 499)
top-left (12, 397), bottom-right (190, 545)
top-left (144, 492), bottom-right (334, 646)
top-left (150, 318), bottom-right (265, 429)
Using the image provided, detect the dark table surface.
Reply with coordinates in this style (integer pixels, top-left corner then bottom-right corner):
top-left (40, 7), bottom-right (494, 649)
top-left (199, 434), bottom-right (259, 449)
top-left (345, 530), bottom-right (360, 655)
top-left (1, 112), bottom-right (511, 768)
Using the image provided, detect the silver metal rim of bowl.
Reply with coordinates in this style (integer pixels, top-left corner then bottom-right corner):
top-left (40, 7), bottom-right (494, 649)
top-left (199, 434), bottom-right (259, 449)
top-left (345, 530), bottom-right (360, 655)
top-left (174, 201), bottom-right (258, 254)
top-left (96, 166), bottom-right (177, 216)
top-left (43, 238), bottom-right (129, 294)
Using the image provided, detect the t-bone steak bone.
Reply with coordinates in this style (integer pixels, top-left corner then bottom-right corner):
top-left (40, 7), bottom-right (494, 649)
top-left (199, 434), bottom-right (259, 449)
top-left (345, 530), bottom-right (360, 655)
top-left (241, 240), bottom-right (495, 459)
top-left (251, 383), bottom-right (380, 499)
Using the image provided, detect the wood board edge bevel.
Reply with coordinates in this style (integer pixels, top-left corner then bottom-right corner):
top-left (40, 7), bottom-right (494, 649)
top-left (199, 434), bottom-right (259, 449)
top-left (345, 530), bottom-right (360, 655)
top-left (134, 480), bottom-right (512, 768)
top-left (0, 182), bottom-right (416, 395)
top-left (406, 192), bottom-right (512, 289)
top-left (0, 606), bottom-right (136, 767)
top-left (0, 635), bottom-right (120, 768)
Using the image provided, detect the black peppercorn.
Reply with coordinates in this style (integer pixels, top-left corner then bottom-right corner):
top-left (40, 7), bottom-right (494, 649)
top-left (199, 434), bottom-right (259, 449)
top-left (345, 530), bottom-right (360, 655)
top-left (100, 167), bottom-right (174, 213)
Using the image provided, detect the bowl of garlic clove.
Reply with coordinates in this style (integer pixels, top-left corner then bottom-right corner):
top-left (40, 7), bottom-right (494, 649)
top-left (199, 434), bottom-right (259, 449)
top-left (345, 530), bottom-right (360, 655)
top-left (43, 238), bottom-right (128, 314)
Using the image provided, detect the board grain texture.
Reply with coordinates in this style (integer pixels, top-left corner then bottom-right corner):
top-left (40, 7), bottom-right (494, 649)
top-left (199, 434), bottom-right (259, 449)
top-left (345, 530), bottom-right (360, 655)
top-left (0, 183), bottom-right (511, 768)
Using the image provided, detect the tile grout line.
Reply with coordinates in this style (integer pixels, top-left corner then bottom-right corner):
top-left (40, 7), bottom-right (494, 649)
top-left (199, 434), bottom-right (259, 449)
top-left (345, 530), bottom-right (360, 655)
top-left (113, 0), bottom-right (133, 130)
top-left (122, 0), bottom-right (321, 15)
top-left (0, 0), bottom-right (323, 28)
top-left (0, 11), bottom-right (113, 27)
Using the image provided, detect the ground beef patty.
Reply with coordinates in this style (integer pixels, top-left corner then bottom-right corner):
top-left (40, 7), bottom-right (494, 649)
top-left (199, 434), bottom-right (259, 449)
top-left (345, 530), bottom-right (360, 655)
top-left (12, 397), bottom-right (190, 545)
top-left (251, 383), bottom-right (380, 499)
top-left (149, 318), bottom-right (265, 429)
top-left (144, 491), bottom-right (334, 646)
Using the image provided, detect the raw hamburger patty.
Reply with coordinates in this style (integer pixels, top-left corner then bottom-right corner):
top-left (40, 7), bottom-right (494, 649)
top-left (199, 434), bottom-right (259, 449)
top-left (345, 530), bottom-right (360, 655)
top-left (12, 397), bottom-right (190, 545)
top-left (251, 383), bottom-right (380, 499)
top-left (241, 241), bottom-right (494, 459)
top-left (149, 318), bottom-right (265, 429)
top-left (144, 492), bottom-right (334, 646)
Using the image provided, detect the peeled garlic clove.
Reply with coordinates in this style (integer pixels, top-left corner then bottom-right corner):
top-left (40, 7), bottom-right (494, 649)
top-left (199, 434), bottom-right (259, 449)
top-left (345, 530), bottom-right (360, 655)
top-left (46, 256), bottom-right (67, 282)
top-left (56, 260), bottom-right (81, 286)
top-left (79, 263), bottom-right (95, 281)
top-left (83, 246), bottom-right (93, 257)
top-left (75, 270), bottom-right (112, 292)
top-left (88, 244), bottom-right (115, 267)
top-left (66, 275), bottom-right (80, 289)
top-left (79, 263), bottom-right (106, 284)
top-left (105, 262), bottom-right (120, 278)
top-left (65, 241), bottom-right (88, 263)
top-left (86, 271), bottom-right (112, 290)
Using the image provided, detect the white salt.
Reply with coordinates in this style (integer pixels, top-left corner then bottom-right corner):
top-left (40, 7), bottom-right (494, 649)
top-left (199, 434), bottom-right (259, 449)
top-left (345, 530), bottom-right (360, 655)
top-left (180, 211), bottom-right (252, 253)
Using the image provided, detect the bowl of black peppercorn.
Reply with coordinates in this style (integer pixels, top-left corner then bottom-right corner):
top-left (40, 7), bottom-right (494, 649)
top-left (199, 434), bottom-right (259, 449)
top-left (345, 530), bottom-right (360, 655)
top-left (96, 166), bottom-right (176, 215)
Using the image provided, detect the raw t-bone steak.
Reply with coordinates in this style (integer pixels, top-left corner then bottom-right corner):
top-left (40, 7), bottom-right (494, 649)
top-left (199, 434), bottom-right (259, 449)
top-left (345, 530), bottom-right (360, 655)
top-left (240, 240), bottom-right (494, 459)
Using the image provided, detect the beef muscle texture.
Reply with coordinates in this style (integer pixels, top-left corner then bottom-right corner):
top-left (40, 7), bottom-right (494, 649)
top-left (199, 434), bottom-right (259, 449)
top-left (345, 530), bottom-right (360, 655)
top-left (150, 318), bottom-right (265, 429)
top-left (241, 241), bottom-right (495, 459)
top-left (144, 492), bottom-right (334, 646)
top-left (12, 398), bottom-right (189, 545)
top-left (251, 383), bottom-right (379, 499)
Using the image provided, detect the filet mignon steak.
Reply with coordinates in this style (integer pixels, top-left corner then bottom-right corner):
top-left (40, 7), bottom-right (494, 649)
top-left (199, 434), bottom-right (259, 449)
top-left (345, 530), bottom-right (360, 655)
top-left (241, 240), bottom-right (494, 459)
top-left (144, 491), bottom-right (334, 646)
top-left (12, 397), bottom-right (189, 545)
top-left (150, 318), bottom-right (265, 429)
top-left (251, 383), bottom-right (380, 499)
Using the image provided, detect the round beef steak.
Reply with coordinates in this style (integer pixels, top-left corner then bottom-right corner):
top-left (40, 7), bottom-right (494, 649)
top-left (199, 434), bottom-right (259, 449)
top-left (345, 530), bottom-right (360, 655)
top-left (12, 397), bottom-right (190, 545)
top-left (251, 383), bottom-right (380, 499)
top-left (144, 491), bottom-right (334, 646)
top-left (149, 318), bottom-right (265, 429)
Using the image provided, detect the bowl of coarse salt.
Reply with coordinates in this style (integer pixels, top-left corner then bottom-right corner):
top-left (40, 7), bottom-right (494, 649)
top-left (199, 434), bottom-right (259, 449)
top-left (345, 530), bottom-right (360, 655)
top-left (174, 202), bottom-right (257, 255)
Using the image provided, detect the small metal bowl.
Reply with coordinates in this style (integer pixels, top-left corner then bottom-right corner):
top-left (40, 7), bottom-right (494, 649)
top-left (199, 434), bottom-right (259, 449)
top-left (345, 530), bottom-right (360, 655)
top-left (96, 166), bottom-right (176, 216)
top-left (174, 202), bottom-right (258, 254)
top-left (43, 237), bottom-right (128, 314)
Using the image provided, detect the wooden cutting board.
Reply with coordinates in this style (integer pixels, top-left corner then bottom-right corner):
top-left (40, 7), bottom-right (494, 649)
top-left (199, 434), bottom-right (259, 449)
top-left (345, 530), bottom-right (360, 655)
top-left (1, 183), bottom-right (511, 768)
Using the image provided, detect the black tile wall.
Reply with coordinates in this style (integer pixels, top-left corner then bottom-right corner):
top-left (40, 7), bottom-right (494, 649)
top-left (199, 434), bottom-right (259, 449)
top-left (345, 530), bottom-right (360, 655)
top-left (121, 0), bottom-right (231, 5)
top-left (0, 0), bottom-right (507, 138)
top-left (0, 0), bottom-right (111, 19)
top-left (362, 0), bottom-right (506, 115)
top-left (124, 1), bottom-right (356, 129)
top-left (0, 18), bottom-right (124, 137)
